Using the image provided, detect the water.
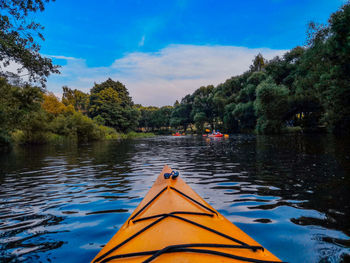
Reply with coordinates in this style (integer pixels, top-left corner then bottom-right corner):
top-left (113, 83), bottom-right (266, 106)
top-left (0, 134), bottom-right (349, 263)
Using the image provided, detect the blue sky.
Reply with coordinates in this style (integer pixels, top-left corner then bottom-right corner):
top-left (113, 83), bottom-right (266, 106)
top-left (35, 0), bottom-right (345, 106)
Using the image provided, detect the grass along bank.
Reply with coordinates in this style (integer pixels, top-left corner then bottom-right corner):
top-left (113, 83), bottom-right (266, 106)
top-left (10, 128), bottom-right (155, 145)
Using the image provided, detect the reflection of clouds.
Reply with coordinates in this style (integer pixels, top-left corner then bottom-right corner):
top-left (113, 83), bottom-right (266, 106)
top-left (46, 44), bottom-right (287, 106)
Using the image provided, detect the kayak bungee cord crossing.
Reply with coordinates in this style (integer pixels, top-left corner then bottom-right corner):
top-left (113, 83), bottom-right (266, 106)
top-left (92, 165), bottom-right (284, 263)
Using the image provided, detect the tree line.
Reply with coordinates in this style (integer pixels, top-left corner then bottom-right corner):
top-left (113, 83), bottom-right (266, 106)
top-left (1, 1), bottom-right (349, 150)
top-left (0, 77), bottom-right (156, 149)
top-left (147, 3), bottom-right (350, 135)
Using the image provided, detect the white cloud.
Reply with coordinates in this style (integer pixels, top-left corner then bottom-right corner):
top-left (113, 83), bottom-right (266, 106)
top-left (46, 44), bottom-right (287, 106)
top-left (138, 35), bottom-right (145, 47)
top-left (1, 60), bottom-right (30, 83)
top-left (48, 55), bottom-right (78, 60)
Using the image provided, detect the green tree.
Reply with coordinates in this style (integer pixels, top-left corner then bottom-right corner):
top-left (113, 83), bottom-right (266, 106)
top-left (170, 95), bottom-right (193, 131)
top-left (137, 105), bottom-right (158, 131)
top-left (250, 53), bottom-right (266, 72)
top-left (223, 103), bottom-right (238, 132)
top-left (193, 112), bottom-right (207, 133)
top-left (191, 85), bottom-right (215, 129)
top-left (88, 78), bottom-right (140, 132)
top-left (233, 102), bottom-right (256, 131)
top-left (0, 77), bottom-right (43, 132)
top-left (62, 86), bottom-right (89, 113)
top-left (255, 79), bottom-right (290, 134)
top-left (298, 3), bottom-right (350, 133)
top-left (0, 77), bottom-right (50, 145)
top-left (0, 0), bottom-right (59, 86)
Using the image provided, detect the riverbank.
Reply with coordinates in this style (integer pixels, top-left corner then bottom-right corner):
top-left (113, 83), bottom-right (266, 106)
top-left (0, 130), bottom-right (155, 152)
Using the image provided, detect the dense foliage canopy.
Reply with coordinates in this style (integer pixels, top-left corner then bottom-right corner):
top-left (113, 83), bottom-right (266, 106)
top-left (88, 79), bottom-right (140, 132)
top-left (1, 2), bottom-right (349, 150)
top-left (152, 2), bottom-right (350, 135)
top-left (0, 0), bottom-right (59, 86)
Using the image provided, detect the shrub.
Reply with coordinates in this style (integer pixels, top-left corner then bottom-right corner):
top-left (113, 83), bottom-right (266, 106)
top-left (255, 79), bottom-right (290, 134)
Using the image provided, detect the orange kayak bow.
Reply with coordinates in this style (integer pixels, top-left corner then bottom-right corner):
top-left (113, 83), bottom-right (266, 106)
top-left (92, 165), bottom-right (283, 263)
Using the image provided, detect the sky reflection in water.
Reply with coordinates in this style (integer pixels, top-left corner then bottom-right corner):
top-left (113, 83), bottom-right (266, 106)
top-left (0, 134), bottom-right (349, 262)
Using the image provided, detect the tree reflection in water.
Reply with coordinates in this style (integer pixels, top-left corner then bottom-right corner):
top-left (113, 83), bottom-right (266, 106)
top-left (0, 134), bottom-right (349, 262)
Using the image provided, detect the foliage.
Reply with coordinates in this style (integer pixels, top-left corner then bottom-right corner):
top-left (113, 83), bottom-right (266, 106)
top-left (0, 77), bottom-right (43, 132)
top-left (2, 2), bottom-right (350, 146)
top-left (0, 0), bottom-right (59, 86)
top-left (137, 105), bottom-right (158, 130)
top-left (0, 78), bottom-right (123, 148)
top-left (223, 103), bottom-right (238, 132)
top-left (42, 92), bottom-right (72, 116)
top-left (125, 131), bottom-right (155, 139)
top-left (62, 86), bottom-right (89, 113)
top-left (233, 102), bottom-right (256, 131)
top-left (137, 105), bottom-right (174, 131)
top-left (193, 112), bottom-right (207, 133)
top-left (162, 3), bottom-right (350, 135)
top-left (170, 95), bottom-right (192, 131)
top-left (298, 3), bottom-right (350, 133)
top-left (88, 78), bottom-right (140, 132)
top-left (14, 109), bottom-right (50, 144)
top-left (191, 85), bottom-right (215, 129)
top-left (250, 53), bottom-right (267, 72)
top-left (255, 79), bottom-right (290, 134)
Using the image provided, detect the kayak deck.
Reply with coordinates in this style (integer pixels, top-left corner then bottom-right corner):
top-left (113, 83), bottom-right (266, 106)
top-left (92, 165), bottom-right (283, 263)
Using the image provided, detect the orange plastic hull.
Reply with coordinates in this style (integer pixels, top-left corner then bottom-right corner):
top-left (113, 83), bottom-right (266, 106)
top-left (92, 165), bottom-right (282, 263)
top-left (208, 134), bottom-right (223, 137)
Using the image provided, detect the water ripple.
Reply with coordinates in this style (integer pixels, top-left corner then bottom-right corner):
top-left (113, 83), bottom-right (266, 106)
top-left (0, 135), bottom-right (349, 262)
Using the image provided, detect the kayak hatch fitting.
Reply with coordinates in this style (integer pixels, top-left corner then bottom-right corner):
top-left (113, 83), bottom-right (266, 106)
top-left (163, 170), bottom-right (179, 179)
top-left (92, 166), bottom-right (284, 263)
top-left (171, 171), bottom-right (179, 179)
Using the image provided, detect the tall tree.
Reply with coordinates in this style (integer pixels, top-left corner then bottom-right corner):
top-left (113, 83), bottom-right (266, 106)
top-left (88, 78), bottom-right (140, 132)
top-left (250, 53), bottom-right (266, 72)
top-left (0, 0), bottom-right (59, 86)
top-left (170, 94), bottom-right (193, 131)
top-left (300, 3), bottom-right (350, 133)
top-left (255, 79), bottom-right (290, 134)
top-left (62, 86), bottom-right (89, 113)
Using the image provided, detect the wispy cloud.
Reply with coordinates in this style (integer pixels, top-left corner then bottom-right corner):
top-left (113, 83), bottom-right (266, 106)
top-left (138, 35), bottom-right (145, 47)
top-left (48, 55), bottom-right (78, 60)
top-left (46, 44), bottom-right (287, 106)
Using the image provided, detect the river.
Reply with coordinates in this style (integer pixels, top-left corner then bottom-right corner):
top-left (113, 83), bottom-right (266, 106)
top-left (0, 134), bottom-right (349, 262)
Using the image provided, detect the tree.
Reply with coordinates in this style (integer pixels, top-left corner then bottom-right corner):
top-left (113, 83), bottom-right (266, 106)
top-left (255, 79), bottom-right (290, 134)
top-left (193, 112), bottom-right (207, 133)
top-left (42, 92), bottom-right (72, 116)
top-left (250, 53), bottom-right (266, 72)
top-left (299, 3), bottom-right (350, 133)
top-left (191, 85), bottom-right (215, 128)
top-left (0, 77), bottom-right (43, 132)
top-left (170, 94), bottom-right (193, 131)
top-left (223, 103), bottom-right (238, 132)
top-left (0, 77), bottom-right (48, 146)
top-left (233, 102), bottom-right (256, 131)
top-left (0, 0), bottom-right (59, 86)
top-left (62, 86), bottom-right (89, 113)
top-left (137, 105), bottom-right (158, 131)
top-left (265, 47), bottom-right (304, 89)
top-left (88, 78), bottom-right (140, 132)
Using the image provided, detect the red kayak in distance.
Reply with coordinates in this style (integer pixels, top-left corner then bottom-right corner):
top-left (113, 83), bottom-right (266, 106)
top-left (208, 133), bottom-right (223, 137)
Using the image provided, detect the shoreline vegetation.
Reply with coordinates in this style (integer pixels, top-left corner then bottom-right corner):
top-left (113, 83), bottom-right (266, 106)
top-left (0, 77), bottom-right (155, 151)
top-left (1, 3), bottom-right (350, 151)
